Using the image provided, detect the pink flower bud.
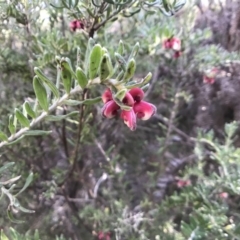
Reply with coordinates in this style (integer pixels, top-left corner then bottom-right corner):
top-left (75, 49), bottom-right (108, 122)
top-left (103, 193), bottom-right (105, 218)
top-left (102, 100), bottom-right (120, 118)
top-left (133, 101), bottom-right (156, 120)
top-left (102, 88), bottom-right (113, 103)
top-left (98, 232), bottom-right (111, 240)
top-left (120, 109), bottom-right (137, 131)
top-left (122, 92), bottom-right (135, 106)
top-left (129, 88), bottom-right (145, 102)
top-left (173, 51), bottom-right (182, 58)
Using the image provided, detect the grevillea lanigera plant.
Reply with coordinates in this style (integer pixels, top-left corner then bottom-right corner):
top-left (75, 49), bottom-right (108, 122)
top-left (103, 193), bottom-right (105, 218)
top-left (0, 38), bottom-right (155, 219)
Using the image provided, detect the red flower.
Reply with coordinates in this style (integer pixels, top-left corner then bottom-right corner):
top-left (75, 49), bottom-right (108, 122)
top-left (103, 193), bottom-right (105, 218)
top-left (163, 39), bottom-right (173, 49)
top-left (163, 37), bottom-right (181, 51)
top-left (122, 92), bottom-right (135, 106)
top-left (133, 101), bottom-right (156, 120)
top-left (120, 109), bottom-right (137, 131)
top-left (171, 38), bottom-right (181, 51)
top-left (203, 76), bottom-right (215, 84)
top-left (129, 87), bottom-right (144, 102)
top-left (102, 88), bottom-right (112, 104)
top-left (176, 179), bottom-right (191, 188)
top-left (101, 100), bottom-right (120, 118)
top-left (101, 87), bottom-right (156, 131)
top-left (98, 231), bottom-right (111, 240)
top-left (203, 68), bottom-right (219, 84)
top-left (218, 192), bottom-right (228, 199)
top-left (69, 20), bottom-right (84, 32)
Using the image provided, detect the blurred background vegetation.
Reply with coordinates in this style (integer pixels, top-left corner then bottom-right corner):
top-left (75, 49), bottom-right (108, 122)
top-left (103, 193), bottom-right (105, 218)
top-left (1, 0), bottom-right (240, 239)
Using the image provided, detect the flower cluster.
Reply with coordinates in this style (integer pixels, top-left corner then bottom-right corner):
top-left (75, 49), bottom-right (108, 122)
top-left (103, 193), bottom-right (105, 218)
top-left (163, 37), bottom-right (182, 58)
top-left (203, 68), bottom-right (219, 84)
top-left (101, 88), bottom-right (156, 131)
top-left (69, 20), bottom-right (84, 32)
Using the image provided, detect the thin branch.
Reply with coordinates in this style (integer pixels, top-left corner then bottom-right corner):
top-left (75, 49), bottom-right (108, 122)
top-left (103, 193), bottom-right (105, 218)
top-left (0, 86), bottom-right (82, 148)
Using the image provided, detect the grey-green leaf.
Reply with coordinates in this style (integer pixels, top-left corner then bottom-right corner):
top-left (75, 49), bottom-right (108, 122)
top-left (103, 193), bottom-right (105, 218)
top-left (0, 162), bottom-right (15, 175)
top-left (15, 172), bottom-right (34, 196)
top-left (76, 67), bottom-right (88, 88)
top-left (89, 44), bottom-right (102, 79)
top-left (34, 67), bottom-right (60, 99)
top-left (33, 76), bottom-right (49, 112)
top-left (23, 130), bottom-right (52, 136)
top-left (0, 131), bottom-right (8, 141)
top-left (15, 109), bottom-right (30, 128)
top-left (23, 102), bottom-right (37, 119)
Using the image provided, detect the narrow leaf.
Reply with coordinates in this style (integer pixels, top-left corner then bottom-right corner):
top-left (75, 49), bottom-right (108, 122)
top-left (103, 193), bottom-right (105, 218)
top-left (8, 115), bottom-right (16, 135)
top-left (23, 130), bottom-right (52, 136)
top-left (15, 172), bottom-right (33, 197)
top-left (23, 102), bottom-right (37, 119)
top-left (15, 109), bottom-right (30, 128)
top-left (89, 44), bottom-right (102, 79)
top-left (0, 131), bottom-right (8, 141)
top-left (45, 111), bottom-right (79, 121)
top-left (76, 67), bottom-right (88, 88)
top-left (34, 67), bottom-right (59, 98)
top-left (0, 162), bottom-right (15, 175)
top-left (33, 76), bottom-right (49, 111)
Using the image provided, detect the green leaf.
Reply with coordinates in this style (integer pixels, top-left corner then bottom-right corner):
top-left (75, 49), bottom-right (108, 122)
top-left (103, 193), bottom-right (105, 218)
top-left (89, 44), bottom-right (102, 79)
top-left (23, 130), bottom-right (52, 136)
top-left (7, 209), bottom-right (25, 223)
top-left (0, 131), bottom-right (8, 141)
top-left (63, 97), bottom-right (102, 106)
top-left (76, 67), bottom-right (88, 88)
top-left (5, 135), bottom-right (25, 146)
top-left (45, 111), bottom-right (79, 121)
top-left (33, 76), bottom-right (49, 112)
top-left (115, 53), bottom-right (127, 71)
top-left (15, 172), bottom-right (33, 197)
top-left (128, 42), bottom-right (139, 60)
top-left (60, 60), bottom-right (73, 94)
top-left (115, 89), bottom-right (127, 101)
top-left (23, 102), bottom-right (37, 119)
top-left (8, 115), bottom-right (16, 135)
top-left (0, 230), bottom-right (9, 240)
top-left (15, 109), bottom-right (30, 128)
top-left (126, 72), bottom-right (152, 89)
top-left (100, 54), bottom-right (113, 82)
top-left (84, 38), bottom-right (95, 72)
top-left (122, 58), bottom-right (136, 82)
top-left (117, 40), bottom-right (124, 55)
top-left (34, 67), bottom-right (60, 99)
top-left (0, 162), bottom-right (15, 175)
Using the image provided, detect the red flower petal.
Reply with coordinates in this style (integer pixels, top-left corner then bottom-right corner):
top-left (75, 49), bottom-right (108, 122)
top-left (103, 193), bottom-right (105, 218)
top-left (102, 100), bottom-right (120, 118)
top-left (133, 101), bottom-right (156, 120)
top-left (120, 109), bottom-right (137, 131)
top-left (171, 38), bottom-right (181, 51)
top-left (128, 88), bottom-right (144, 102)
top-left (122, 92), bottom-right (134, 106)
top-left (102, 88), bottom-right (113, 103)
top-left (163, 39), bottom-right (172, 49)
